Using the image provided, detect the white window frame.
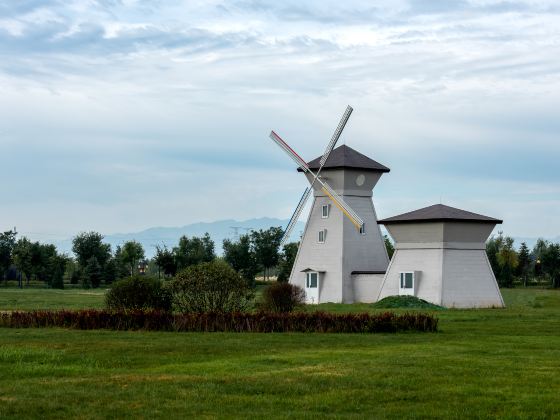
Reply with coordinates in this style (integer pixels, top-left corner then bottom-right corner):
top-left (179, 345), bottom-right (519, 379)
top-left (306, 272), bottom-right (318, 289)
top-left (318, 229), bottom-right (326, 243)
top-left (399, 272), bottom-right (415, 296)
top-left (321, 204), bottom-right (330, 219)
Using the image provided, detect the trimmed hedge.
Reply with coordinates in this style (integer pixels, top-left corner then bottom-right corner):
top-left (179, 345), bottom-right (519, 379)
top-left (0, 310), bottom-right (438, 333)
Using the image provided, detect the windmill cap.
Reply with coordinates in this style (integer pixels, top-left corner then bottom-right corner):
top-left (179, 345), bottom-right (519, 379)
top-left (298, 145), bottom-right (390, 172)
top-left (377, 204), bottom-right (503, 225)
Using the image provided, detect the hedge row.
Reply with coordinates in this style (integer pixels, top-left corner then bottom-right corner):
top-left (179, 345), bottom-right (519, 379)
top-left (0, 310), bottom-right (438, 333)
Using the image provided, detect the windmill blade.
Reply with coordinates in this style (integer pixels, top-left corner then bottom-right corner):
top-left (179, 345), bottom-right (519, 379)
top-left (319, 105), bottom-right (353, 168)
top-left (316, 178), bottom-right (364, 230)
top-left (269, 130), bottom-right (309, 172)
top-left (281, 187), bottom-right (312, 245)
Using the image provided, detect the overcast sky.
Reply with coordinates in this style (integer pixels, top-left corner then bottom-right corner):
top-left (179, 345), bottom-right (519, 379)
top-left (1, 0), bottom-right (559, 241)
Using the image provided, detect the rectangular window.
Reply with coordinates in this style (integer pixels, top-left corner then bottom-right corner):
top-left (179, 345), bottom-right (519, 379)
top-left (400, 272), bottom-right (414, 289)
top-left (318, 229), bottom-right (326, 243)
top-left (322, 204), bottom-right (330, 218)
top-left (359, 223), bottom-right (365, 235)
top-left (306, 272), bottom-right (318, 288)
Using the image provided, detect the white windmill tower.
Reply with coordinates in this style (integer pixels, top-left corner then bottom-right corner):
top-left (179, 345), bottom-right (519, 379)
top-left (269, 106), bottom-right (390, 303)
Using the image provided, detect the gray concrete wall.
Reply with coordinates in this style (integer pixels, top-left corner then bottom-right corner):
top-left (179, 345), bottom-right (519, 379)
top-left (441, 249), bottom-right (504, 308)
top-left (378, 248), bottom-right (443, 304)
top-left (352, 273), bottom-right (385, 303)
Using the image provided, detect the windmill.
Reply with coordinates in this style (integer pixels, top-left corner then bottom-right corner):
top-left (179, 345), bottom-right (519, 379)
top-left (269, 105), bottom-right (391, 303)
top-left (270, 105), bottom-right (363, 245)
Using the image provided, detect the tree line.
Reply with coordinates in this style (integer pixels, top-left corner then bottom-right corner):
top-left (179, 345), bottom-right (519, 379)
top-left (486, 232), bottom-right (560, 288)
top-left (2, 227), bottom-right (559, 289)
top-left (0, 227), bottom-right (295, 289)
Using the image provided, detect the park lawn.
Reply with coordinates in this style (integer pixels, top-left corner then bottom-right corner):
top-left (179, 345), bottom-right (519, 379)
top-left (0, 289), bottom-right (560, 418)
top-left (0, 288), bottom-right (106, 311)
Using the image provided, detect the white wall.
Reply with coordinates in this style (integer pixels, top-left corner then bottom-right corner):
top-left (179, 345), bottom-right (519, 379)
top-left (442, 249), bottom-right (504, 308)
top-left (378, 248), bottom-right (443, 304)
top-left (352, 273), bottom-right (384, 303)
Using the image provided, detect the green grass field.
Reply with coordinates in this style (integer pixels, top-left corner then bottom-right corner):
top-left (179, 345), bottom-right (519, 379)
top-left (0, 288), bottom-right (106, 310)
top-left (1, 288), bottom-right (559, 418)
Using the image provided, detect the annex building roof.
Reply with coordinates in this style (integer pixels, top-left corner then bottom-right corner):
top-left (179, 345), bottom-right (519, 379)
top-left (377, 204), bottom-right (503, 225)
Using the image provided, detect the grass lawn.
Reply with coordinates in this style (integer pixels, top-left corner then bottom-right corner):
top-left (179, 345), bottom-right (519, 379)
top-left (1, 289), bottom-right (560, 418)
top-left (0, 288), bottom-right (106, 311)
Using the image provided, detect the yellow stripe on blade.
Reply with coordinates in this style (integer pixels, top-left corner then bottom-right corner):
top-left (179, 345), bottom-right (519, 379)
top-left (321, 187), bottom-right (362, 230)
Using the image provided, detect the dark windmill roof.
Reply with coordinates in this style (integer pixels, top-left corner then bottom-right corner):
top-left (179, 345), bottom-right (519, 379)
top-left (297, 145), bottom-right (390, 172)
top-left (377, 204), bottom-right (502, 225)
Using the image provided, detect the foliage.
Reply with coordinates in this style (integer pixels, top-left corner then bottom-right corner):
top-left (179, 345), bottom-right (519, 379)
top-left (12, 238), bottom-right (67, 288)
top-left (72, 232), bottom-right (112, 268)
top-left (259, 282), bottom-right (305, 312)
top-left (173, 233), bottom-right (215, 271)
top-left (487, 232), bottom-right (518, 287)
top-left (517, 242), bottom-right (531, 286)
top-left (223, 234), bottom-right (258, 286)
top-left (384, 235), bottom-right (395, 259)
top-left (167, 260), bottom-right (253, 313)
top-left (540, 242), bottom-right (560, 288)
top-left (251, 227), bottom-right (283, 280)
top-left (118, 240), bottom-right (145, 276)
top-left (0, 229), bottom-right (17, 282)
top-left (1, 309), bottom-right (438, 333)
top-left (72, 232), bottom-right (112, 288)
top-left (372, 295), bottom-right (444, 310)
top-left (105, 276), bottom-right (172, 311)
top-left (276, 242), bottom-right (298, 282)
top-left (154, 245), bottom-right (177, 277)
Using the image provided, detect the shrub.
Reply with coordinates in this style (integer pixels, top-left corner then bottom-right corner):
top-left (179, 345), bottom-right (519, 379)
top-left (105, 275), bottom-right (172, 311)
top-left (0, 310), bottom-right (439, 333)
top-left (167, 260), bottom-right (253, 313)
top-left (260, 282), bottom-right (305, 312)
top-left (373, 295), bottom-right (444, 310)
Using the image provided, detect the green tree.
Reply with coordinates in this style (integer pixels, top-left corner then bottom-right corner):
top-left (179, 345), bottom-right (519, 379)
top-left (384, 235), bottom-right (395, 259)
top-left (119, 240), bottom-right (145, 276)
top-left (541, 243), bottom-right (560, 288)
top-left (517, 242), bottom-right (531, 287)
top-left (223, 234), bottom-right (258, 286)
top-left (251, 227), bottom-right (283, 281)
top-left (497, 237), bottom-right (518, 288)
top-left (0, 229), bottom-right (17, 283)
top-left (154, 245), bottom-right (177, 278)
top-left (83, 256), bottom-right (103, 289)
top-left (532, 239), bottom-right (549, 281)
top-left (486, 233), bottom-right (504, 278)
top-left (72, 232), bottom-right (112, 287)
top-left (12, 237), bottom-right (33, 287)
top-left (72, 232), bottom-right (112, 268)
top-left (277, 242), bottom-right (299, 283)
top-left (173, 233), bottom-right (215, 270)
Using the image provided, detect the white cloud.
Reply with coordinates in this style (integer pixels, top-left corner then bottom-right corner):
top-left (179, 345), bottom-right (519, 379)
top-left (0, 0), bottom-right (558, 241)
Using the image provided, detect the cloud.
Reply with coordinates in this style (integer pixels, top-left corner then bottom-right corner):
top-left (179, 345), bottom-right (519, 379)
top-left (0, 0), bottom-right (558, 241)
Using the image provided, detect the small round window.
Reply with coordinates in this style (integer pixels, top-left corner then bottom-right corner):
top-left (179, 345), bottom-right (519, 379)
top-left (355, 174), bottom-right (365, 186)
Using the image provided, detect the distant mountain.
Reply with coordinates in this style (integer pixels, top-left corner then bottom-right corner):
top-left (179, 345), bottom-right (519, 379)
top-left (53, 218), bottom-right (306, 258)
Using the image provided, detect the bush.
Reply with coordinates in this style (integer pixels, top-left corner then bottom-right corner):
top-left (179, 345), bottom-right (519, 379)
top-left (0, 310), bottom-right (439, 333)
top-left (167, 260), bottom-right (253, 313)
top-left (373, 295), bottom-right (444, 310)
top-left (105, 275), bottom-right (172, 311)
top-left (260, 282), bottom-right (305, 312)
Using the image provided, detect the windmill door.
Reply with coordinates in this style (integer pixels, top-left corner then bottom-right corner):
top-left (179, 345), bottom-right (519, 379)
top-left (305, 272), bottom-right (319, 304)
